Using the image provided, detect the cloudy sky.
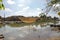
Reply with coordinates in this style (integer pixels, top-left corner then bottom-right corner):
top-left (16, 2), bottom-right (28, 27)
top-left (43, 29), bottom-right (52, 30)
top-left (0, 0), bottom-right (59, 17)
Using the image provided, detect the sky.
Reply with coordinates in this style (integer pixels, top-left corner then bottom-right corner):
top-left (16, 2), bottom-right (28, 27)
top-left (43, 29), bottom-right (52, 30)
top-left (0, 0), bottom-right (60, 17)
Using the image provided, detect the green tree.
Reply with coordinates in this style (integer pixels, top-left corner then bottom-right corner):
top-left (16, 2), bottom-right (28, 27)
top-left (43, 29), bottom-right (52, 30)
top-left (39, 13), bottom-right (45, 17)
top-left (0, 0), bottom-right (5, 10)
top-left (48, 0), bottom-right (60, 6)
top-left (58, 12), bottom-right (60, 19)
top-left (58, 12), bottom-right (60, 16)
top-left (45, 0), bottom-right (60, 14)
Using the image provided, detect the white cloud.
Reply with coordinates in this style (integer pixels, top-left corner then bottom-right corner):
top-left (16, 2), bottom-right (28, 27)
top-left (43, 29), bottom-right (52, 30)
top-left (17, 0), bottom-right (31, 6)
top-left (36, 8), bottom-right (42, 11)
top-left (18, 4), bottom-right (24, 7)
top-left (15, 6), bottom-right (30, 14)
top-left (23, 6), bottom-right (30, 11)
top-left (7, 0), bottom-right (15, 4)
top-left (14, 7), bottom-right (42, 17)
top-left (20, 0), bottom-right (31, 4)
top-left (20, 0), bottom-right (25, 3)
top-left (37, 8), bottom-right (41, 11)
top-left (36, 8), bottom-right (43, 14)
top-left (5, 8), bottom-right (12, 12)
top-left (17, 0), bottom-right (32, 12)
top-left (15, 11), bottom-right (23, 14)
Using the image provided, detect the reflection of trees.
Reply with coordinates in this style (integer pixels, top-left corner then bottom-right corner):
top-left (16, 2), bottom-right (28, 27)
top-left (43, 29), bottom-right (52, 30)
top-left (0, 24), bottom-right (4, 28)
top-left (7, 23), bottom-right (48, 28)
top-left (40, 23), bottom-right (47, 27)
top-left (8, 23), bottom-right (25, 27)
top-left (8, 23), bottom-right (34, 27)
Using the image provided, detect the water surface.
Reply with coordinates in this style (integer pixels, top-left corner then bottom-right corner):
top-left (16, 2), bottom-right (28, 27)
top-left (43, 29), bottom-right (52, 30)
top-left (0, 23), bottom-right (60, 40)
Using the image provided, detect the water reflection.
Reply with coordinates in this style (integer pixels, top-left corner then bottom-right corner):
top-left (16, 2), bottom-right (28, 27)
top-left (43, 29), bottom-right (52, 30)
top-left (51, 27), bottom-right (60, 32)
top-left (0, 24), bottom-right (4, 28)
top-left (0, 23), bottom-right (60, 40)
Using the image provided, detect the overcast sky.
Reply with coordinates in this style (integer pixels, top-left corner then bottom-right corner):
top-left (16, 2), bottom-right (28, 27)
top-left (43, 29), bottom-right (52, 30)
top-left (0, 0), bottom-right (59, 17)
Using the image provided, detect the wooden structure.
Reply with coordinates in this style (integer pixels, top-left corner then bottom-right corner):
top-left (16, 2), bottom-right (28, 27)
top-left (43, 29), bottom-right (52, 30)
top-left (19, 17), bottom-right (39, 23)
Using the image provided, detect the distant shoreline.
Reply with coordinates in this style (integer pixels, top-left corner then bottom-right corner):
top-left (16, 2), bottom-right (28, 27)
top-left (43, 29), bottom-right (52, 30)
top-left (0, 15), bottom-right (59, 24)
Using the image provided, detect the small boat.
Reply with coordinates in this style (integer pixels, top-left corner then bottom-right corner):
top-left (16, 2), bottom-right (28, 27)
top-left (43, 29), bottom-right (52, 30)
top-left (50, 24), bottom-right (60, 27)
top-left (0, 34), bottom-right (4, 39)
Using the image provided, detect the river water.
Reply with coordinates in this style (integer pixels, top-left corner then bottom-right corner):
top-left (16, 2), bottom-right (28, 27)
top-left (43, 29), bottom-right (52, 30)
top-left (0, 23), bottom-right (60, 40)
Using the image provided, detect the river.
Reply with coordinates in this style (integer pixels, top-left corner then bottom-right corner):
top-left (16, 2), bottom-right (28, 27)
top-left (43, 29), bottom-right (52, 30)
top-left (0, 23), bottom-right (60, 40)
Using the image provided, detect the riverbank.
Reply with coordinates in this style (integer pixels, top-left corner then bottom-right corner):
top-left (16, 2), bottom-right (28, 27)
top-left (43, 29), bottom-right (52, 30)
top-left (0, 16), bottom-right (59, 24)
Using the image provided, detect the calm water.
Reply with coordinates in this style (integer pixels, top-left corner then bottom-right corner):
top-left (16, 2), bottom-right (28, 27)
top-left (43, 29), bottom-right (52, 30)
top-left (0, 23), bottom-right (60, 40)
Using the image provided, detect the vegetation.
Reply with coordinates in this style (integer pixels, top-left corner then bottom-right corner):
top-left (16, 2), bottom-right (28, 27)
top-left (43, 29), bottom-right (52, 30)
top-left (0, 15), bottom-right (59, 23)
top-left (58, 12), bottom-right (60, 16)
top-left (58, 12), bottom-right (60, 20)
top-left (0, 0), bottom-right (5, 10)
top-left (0, 24), bottom-right (4, 28)
top-left (48, 0), bottom-right (60, 6)
top-left (42, 0), bottom-right (60, 17)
